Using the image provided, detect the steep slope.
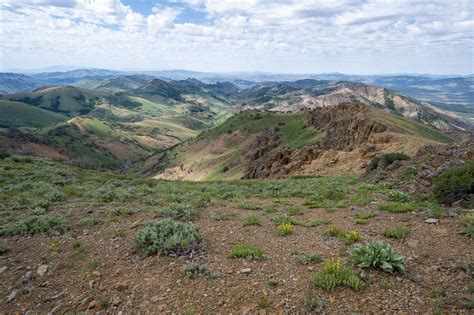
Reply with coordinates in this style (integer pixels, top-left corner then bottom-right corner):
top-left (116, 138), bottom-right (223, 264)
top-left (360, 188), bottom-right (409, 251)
top-left (0, 100), bottom-right (67, 128)
top-left (152, 102), bottom-right (453, 181)
top-left (237, 80), bottom-right (471, 131)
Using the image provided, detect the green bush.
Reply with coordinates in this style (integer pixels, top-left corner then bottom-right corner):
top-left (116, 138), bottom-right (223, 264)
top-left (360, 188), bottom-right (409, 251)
top-left (460, 214), bottom-right (474, 238)
top-left (383, 227), bottom-right (410, 239)
top-left (228, 244), bottom-right (263, 260)
top-left (181, 262), bottom-right (218, 278)
top-left (378, 202), bottom-right (418, 213)
top-left (157, 203), bottom-right (198, 221)
top-left (350, 241), bottom-right (406, 273)
top-left (432, 161), bottom-right (474, 207)
top-left (133, 219), bottom-right (203, 256)
top-left (388, 191), bottom-right (408, 202)
top-left (313, 258), bottom-right (362, 290)
top-left (1, 215), bottom-right (69, 236)
top-left (370, 153), bottom-right (409, 170)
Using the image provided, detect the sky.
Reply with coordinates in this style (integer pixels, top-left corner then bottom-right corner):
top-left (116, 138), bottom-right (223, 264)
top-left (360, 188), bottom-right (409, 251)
top-left (0, 0), bottom-right (473, 74)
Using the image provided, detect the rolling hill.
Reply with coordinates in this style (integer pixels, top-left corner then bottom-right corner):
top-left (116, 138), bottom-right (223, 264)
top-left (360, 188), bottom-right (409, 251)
top-left (0, 73), bottom-right (43, 94)
top-left (150, 102), bottom-right (453, 181)
top-left (0, 100), bottom-right (67, 128)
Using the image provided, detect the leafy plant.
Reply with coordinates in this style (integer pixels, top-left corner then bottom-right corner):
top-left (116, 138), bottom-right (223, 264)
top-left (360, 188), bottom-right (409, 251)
top-left (432, 160), bottom-right (474, 207)
top-left (90, 258), bottom-right (102, 270)
top-left (213, 211), bottom-right (235, 221)
top-left (350, 241), bottom-right (406, 273)
top-left (133, 218), bottom-right (203, 256)
top-left (287, 205), bottom-right (303, 216)
top-left (302, 296), bottom-right (325, 314)
top-left (378, 202), bottom-right (418, 213)
top-left (383, 227), bottom-right (410, 239)
top-left (181, 262), bottom-right (219, 278)
top-left (272, 214), bottom-right (292, 225)
top-left (278, 223), bottom-right (293, 236)
top-left (257, 296), bottom-right (270, 309)
top-left (313, 258), bottom-right (362, 290)
top-left (228, 244), bottom-right (263, 260)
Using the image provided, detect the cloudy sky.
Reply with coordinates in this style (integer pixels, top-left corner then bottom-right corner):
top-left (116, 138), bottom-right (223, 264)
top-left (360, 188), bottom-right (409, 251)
top-left (0, 0), bottom-right (473, 74)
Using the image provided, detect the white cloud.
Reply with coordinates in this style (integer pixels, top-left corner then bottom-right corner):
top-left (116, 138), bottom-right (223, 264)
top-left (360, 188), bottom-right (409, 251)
top-left (0, 0), bottom-right (472, 74)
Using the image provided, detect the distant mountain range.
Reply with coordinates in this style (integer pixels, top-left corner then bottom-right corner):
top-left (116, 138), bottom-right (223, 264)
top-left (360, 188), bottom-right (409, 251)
top-left (0, 68), bottom-right (472, 115)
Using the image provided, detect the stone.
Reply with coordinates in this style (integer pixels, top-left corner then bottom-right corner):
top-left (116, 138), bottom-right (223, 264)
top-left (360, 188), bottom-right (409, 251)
top-left (37, 264), bottom-right (48, 276)
top-left (92, 271), bottom-right (101, 277)
top-left (0, 266), bottom-right (7, 273)
top-left (241, 268), bottom-right (251, 274)
top-left (115, 282), bottom-right (128, 291)
top-left (424, 218), bottom-right (439, 224)
top-left (6, 290), bottom-right (17, 302)
top-left (88, 300), bottom-right (99, 309)
top-left (112, 296), bottom-right (121, 306)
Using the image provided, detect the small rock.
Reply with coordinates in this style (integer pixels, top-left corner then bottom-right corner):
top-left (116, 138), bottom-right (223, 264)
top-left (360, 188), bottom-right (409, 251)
top-left (92, 271), bottom-right (101, 277)
top-left (0, 266), bottom-right (7, 273)
top-left (451, 199), bottom-right (463, 208)
top-left (446, 211), bottom-right (459, 217)
top-left (23, 270), bottom-right (35, 282)
top-left (241, 268), bottom-right (251, 274)
top-left (6, 290), bottom-right (17, 302)
top-left (111, 296), bottom-right (121, 306)
top-left (88, 300), bottom-right (99, 309)
top-left (424, 218), bottom-right (439, 224)
top-left (115, 282), bottom-right (128, 291)
top-left (150, 295), bottom-right (161, 303)
top-left (37, 264), bottom-right (48, 276)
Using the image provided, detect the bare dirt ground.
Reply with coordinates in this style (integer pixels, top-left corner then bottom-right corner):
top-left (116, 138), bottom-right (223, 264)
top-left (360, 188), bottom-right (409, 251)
top-left (1, 196), bottom-right (473, 314)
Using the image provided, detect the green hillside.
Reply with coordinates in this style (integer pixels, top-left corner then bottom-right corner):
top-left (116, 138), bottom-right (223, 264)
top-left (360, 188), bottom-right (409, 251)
top-left (0, 100), bottom-right (67, 128)
top-left (3, 86), bottom-right (104, 116)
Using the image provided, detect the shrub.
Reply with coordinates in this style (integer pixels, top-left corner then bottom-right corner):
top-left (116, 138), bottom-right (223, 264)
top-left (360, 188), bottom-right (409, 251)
top-left (213, 211), bottom-right (235, 221)
top-left (0, 243), bottom-right (9, 255)
top-left (257, 297), bottom-right (270, 309)
top-left (378, 202), bottom-right (418, 213)
top-left (181, 262), bottom-right (219, 278)
top-left (133, 219), bottom-right (203, 256)
top-left (313, 258), bottom-right (362, 290)
top-left (302, 296), bottom-right (325, 314)
top-left (278, 223), bottom-right (293, 236)
top-left (78, 217), bottom-right (101, 228)
top-left (1, 215), bottom-right (69, 236)
top-left (327, 227), bottom-right (361, 244)
top-left (296, 253), bottom-right (324, 265)
top-left (96, 185), bottom-right (130, 203)
top-left (350, 241), bottom-right (406, 273)
top-left (228, 244), bottom-right (263, 260)
top-left (157, 203), bottom-right (198, 221)
top-left (243, 214), bottom-right (261, 226)
top-left (272, 214), bottom-right (292, 225)
top-left (459, 213), bottom-right (474, 238)
top-left (112, 207), bottom-right (132, 217)
top-left (369, 153), bottom-right (409, 170)
top-left (237, 202), bottom-right (263, 210)
top-left (355, 212), bottom-right (377, 220)
top-left (432, 160), bottom-right (474, 207)
top-left (383, 227), bottom-right (410, 239)
top-left (388, 191), bottom-right (408, 202)
top-left (287, 205), bottom-right (303, 216)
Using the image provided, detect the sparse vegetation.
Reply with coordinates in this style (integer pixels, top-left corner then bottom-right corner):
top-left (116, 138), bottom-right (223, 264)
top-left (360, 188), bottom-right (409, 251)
top-left (378, 202), bottom-right (418, 213)
top-left (296, 253), bottom-right (324, 265)
top-left (327, 227), bottom-right (361, 244)
top-left (0, 215), bottom-right (69, 236)
top-left (157, 203), bottom-right (198, 221)
top-left (0, 243), bottom-right (9, 255)
top-left (243, 213), bottom-right (261, 226)
top-left (181, 262), bottom-right (219, 278)
top-left (383, 227), bottom-right (410, 239)
top-left (228, 244), bottom-right (264, 260)
top-left (351, 241), bottom-right (406, 273)
top-left (459, 214), bottom-right (474, 238)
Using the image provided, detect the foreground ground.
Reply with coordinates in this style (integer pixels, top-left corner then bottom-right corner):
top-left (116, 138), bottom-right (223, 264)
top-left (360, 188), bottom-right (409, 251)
top-left (0, 157), bottom-right (473, 313)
